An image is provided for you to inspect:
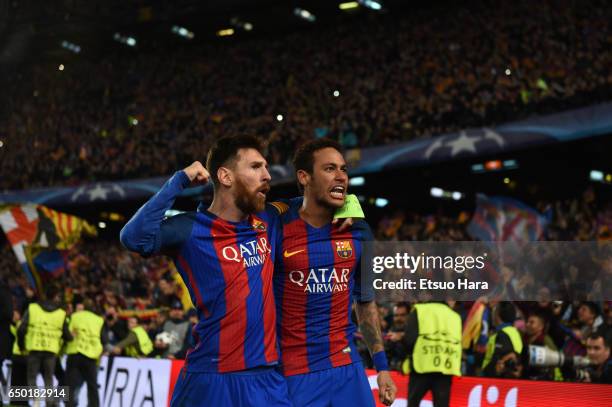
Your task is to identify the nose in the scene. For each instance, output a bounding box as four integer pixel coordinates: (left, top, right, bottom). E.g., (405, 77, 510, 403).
(262, 166, 272, 183)
(335, 169, 348, 182)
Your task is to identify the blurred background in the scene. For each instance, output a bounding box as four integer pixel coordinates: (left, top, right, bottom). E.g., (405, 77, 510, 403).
(1, 0, 611, 403)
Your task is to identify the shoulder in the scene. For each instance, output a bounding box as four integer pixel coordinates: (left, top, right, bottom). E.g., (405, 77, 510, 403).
(495, 330, 516, 348)
(263, 200, 302, 225)
(351, 219, 374, 240)
(162, 211, 198, 229)
(159, 211, 200, 252)
(267, 201, 291, 216)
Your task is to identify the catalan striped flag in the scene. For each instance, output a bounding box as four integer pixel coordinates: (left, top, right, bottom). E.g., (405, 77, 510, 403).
(0, 204, 96, 293)
(462, 300, 490, 351)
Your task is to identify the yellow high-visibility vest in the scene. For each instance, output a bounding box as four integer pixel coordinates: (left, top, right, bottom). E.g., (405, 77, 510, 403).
(412, 303, 462, 376)
(482, 325, 523, 370)
(24, 303, 66, 355)
(125, 326, 153, 357)
(66, 310, 104, 360)
(10, 323, 22, 356)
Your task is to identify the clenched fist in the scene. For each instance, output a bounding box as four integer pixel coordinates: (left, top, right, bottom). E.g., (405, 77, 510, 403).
(183, 161, 210, 187)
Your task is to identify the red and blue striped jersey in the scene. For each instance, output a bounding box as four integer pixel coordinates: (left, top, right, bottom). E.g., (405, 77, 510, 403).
(273, 206, 374, 376)
(121, 171, 284, 373)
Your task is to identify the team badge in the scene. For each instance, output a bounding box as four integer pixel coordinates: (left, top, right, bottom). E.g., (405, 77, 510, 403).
(251, 219, 266, 232)
(335, 240, 353, 258)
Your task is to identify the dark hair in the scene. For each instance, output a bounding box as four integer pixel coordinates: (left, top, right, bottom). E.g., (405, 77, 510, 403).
(292, 139, 343, 192)
(45, 285, 61, 302)
(206, 135, 264, 189)
(528, 310, 549, 332)
(580, 301, 601, 316)
(82, 298, 99, 313)
(394, 302, 411, 313)
(588, 329, 612, 349)
(497, 302, 516, 324)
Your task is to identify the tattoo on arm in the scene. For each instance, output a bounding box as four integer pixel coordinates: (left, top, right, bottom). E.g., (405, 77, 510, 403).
(356, 301, 384, 354)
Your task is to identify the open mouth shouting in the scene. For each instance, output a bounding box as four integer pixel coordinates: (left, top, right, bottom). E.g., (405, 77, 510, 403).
(330, 185, 346, 200)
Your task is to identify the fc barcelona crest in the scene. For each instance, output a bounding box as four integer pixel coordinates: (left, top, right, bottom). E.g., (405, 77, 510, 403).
(335, 240, 353, 258)
(251, 219, 266, 232)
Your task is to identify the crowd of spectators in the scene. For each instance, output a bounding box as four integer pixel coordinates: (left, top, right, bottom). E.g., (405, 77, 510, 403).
(1, 0, 611, 190)
(1, 187, 611, 383)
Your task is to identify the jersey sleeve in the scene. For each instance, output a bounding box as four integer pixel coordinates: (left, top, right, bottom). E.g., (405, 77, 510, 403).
(158, 212, 198, 257)
(265, 197, 303, 219)
(120, 171, 192, 257)
(353, 220, 376, 303)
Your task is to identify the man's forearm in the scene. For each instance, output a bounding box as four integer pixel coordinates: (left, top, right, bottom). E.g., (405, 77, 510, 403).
(356, 301, 384, 354)
(115, 331, 138, 350)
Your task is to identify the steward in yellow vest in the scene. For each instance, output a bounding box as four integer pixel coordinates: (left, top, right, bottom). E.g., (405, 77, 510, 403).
(17, 286, 72, 406)
(112, 317, 153, 357)
(402, 302, 462, 407)
(65, 299, 107, 407)
(9, 314, 29, 403)
(66, 309, 105, 360)
(20, 302, 68, 355)
(482, 302, 523, 378)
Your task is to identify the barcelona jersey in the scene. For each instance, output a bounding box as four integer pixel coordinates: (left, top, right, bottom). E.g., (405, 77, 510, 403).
(120, 171, 282, 373)
(273, 206, 374, 376)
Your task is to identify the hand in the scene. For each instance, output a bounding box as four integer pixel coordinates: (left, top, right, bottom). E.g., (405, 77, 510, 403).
(332, 217, 354, 232)
(377, 371, 397, 406)
(111, 346, 122, 355)
(183, 161, 210, 187)
(581, 370, 591, 383)
(388, 332, 404, 342)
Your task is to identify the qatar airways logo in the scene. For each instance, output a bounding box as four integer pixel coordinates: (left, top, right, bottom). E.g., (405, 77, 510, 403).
(288, 268, 350, 293)
(222, 237, 271, 268)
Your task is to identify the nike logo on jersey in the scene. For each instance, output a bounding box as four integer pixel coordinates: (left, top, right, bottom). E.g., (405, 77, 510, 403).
(284, 249, 305, 258)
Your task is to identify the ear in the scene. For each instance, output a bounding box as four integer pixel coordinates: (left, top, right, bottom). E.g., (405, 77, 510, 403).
(296, 169, 310, 190)
(217, 167, 233, 187)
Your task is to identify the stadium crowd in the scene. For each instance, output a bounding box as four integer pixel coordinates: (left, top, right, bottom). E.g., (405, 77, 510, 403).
(1, 0, 611, 190)
(1, 188, 611, 383)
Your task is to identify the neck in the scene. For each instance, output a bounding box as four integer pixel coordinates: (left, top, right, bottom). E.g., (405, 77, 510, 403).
(208, 192, 248, 222)
(528, 332, 542, 343)
(299, 194, 334, 228)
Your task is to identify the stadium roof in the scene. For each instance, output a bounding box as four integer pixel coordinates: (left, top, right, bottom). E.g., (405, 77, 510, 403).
(0, 0, 443, 66)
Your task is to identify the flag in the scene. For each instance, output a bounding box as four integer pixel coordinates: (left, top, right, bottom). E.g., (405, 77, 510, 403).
(0, 204, 41, 288)
(0, 204, 96, 293)
(462, 300, 486, 350)
(170, 263, 194, 310)
(467, 194, 550, 243)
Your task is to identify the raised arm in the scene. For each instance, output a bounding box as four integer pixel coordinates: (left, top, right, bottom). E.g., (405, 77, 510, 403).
(120, 162, 209, 256)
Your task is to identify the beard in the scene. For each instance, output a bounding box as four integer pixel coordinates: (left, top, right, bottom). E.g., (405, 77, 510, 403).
(234, 177, 267, 214)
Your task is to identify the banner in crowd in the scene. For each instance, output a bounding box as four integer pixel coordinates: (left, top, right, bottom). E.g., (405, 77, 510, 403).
(0, 204, 96, 292)
(467, 195, 551, 242)
(6, 357, 608, 406)
(1, 103, 611, 206)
